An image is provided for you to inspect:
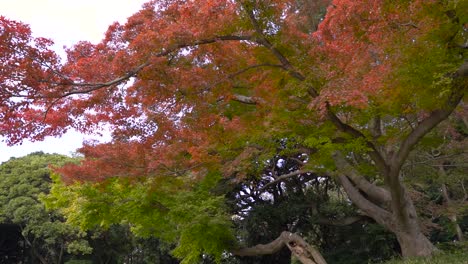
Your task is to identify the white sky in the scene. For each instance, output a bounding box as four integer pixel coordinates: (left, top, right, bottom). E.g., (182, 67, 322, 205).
(0, 0, 149, 162)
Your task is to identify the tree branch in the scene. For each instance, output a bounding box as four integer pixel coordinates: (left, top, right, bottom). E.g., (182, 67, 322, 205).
(371, 116, 382, 139)
(232, 231, 327, 264)
(391, 102, 464, 174)
(391, 60, 466, 172)
(40, 35, 256, 119)
(243, 5, 390, 175)
(337, 173, 393, 227)
(237, 170, 317, 200)
(243, 5, 306, 81)
(231, 94, 266, 105)
(333, 151, 391, 205)
(326, 104, 389, 175)
(49, 35, 255, 98)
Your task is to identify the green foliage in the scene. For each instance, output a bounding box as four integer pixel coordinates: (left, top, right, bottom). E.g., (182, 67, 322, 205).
(45, 170, 234, 263)
(169, 175, 235, 264)
(0, 152, 91, 262)
(387, 2, 465, 112)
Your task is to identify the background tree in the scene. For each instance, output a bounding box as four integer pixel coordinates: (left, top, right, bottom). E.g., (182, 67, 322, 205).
(0, 152, 91, 264)
(0, 152, 181, 264)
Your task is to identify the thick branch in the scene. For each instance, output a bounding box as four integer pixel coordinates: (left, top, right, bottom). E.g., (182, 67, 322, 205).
(337, 174, 393, 227)
(326, 104, 389, 175)
(333, 151, 391, 205)
(232, 231, 327, 264)
(391, 108, 462, 173)
(371, 116, 382, 139)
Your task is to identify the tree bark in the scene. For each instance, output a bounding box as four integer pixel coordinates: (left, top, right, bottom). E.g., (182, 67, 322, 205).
(441, 181, 464, 242)
(333, 151, 438, 258)
(232, 231, 327, 264)
(395, 230, 436, 257)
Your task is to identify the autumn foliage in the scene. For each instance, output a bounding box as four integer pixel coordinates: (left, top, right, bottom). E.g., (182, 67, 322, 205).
(1, 0, 467, 262)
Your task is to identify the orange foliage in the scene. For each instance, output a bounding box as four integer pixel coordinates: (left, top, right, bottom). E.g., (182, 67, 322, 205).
(1, 0, 464, 183)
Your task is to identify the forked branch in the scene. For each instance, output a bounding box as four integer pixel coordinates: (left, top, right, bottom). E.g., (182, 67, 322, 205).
(333, 151, 391, 205)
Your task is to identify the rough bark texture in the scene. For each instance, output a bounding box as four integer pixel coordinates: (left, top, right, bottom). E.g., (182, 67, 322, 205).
(232, 231, 327, 264)
(395, 231, 436, 257)
(333, 152, 438, 257)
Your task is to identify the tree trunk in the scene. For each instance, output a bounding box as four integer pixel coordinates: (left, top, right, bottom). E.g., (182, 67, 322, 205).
(232, 231, 327, 264)
(441, 182, 465, 242)
(395, 230, 436, 257)
(450, 214, 465, 242)
(334, 152, 437, 258)
(57, 242, 64, 264)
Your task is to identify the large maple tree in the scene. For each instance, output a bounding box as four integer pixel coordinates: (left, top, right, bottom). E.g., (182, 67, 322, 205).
(1, 0, 467, 263)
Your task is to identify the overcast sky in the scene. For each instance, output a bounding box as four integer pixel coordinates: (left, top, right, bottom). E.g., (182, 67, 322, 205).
(0, 0, 149, 162)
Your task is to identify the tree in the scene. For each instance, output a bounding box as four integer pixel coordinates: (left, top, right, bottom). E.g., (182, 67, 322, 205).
(82, 224, 180, 264)
(1, 0, 467, 262)
(0, 152, 91, 264)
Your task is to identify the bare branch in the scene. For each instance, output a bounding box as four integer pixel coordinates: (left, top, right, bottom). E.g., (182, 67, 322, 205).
(337, 173, 393, 227)
(261, 170, 315, 191)
(333, 151, 391, 205)
(232, 231, 327, 264)
(236, 170, 318, 200)
(231, 94, 266, 105)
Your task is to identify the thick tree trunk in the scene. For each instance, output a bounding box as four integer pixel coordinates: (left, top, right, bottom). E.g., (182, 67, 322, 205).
(395, 230, 436, 257)
(232, 231, 327, 264)
(388, 182, 437, 256)
(333, 152, 437, 258)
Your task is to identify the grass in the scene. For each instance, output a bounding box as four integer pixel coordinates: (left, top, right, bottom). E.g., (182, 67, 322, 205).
(383, 250, 468, 264)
